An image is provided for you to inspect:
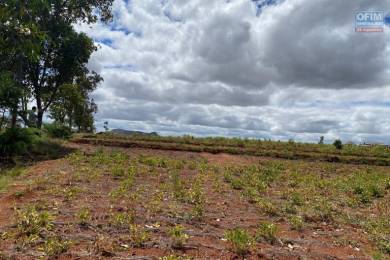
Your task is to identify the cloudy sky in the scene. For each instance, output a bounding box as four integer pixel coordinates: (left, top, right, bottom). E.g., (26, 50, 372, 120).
(77, 0, 390, 144)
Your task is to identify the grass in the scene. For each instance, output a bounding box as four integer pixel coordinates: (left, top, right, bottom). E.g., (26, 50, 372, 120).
(0, 167, 25, 192)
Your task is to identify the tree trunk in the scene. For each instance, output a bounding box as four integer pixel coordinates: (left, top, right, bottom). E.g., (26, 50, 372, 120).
(10, 109, 17, 128)
(37, 110, 43, 128)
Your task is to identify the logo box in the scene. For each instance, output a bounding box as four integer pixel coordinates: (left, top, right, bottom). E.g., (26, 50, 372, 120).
(355, 11, 384, 32)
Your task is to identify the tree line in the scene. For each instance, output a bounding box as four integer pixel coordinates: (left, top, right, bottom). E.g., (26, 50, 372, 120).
(0, 0, 114, 132)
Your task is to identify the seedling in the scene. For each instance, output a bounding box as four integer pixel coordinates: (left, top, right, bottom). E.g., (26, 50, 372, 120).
(16, 206, 53, 237)
(77, 207, 91, 226)
(224, 228, 253, 256)
(129, 224, 150, 247)
(256, 222, 278, 244)
(289, 215, 304, 231)
(40, 237, 71, 257)
(169, 225, 189, 249)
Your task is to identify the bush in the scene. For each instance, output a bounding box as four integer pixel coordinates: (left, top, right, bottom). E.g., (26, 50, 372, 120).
(333, 139, 343, 150)
(44, 123, 72, 139)
(0, 128, 37, 157)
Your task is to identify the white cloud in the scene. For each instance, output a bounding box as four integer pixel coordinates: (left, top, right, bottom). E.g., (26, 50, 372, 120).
(77, 0, 390, 143)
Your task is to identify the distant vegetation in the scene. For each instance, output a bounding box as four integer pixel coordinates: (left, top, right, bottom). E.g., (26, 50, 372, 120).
(74, 133, 390, 166)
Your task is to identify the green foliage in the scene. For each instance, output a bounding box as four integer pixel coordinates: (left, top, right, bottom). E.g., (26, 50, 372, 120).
(77, 208, 91, 226)
(16, 206, 53, 237)
(129, 224, 150, 248)
(44, 123, 72, 139)
(40, 237, 71, 257)
(224, 228, 253, 256)
(0, 128, 37, 156)
(333, 139, 343, 150)
(168, 225, 189, 249)
(289, 215, 304, 231)
(0, 167, 25, 191)
(256, 222, 278, 244)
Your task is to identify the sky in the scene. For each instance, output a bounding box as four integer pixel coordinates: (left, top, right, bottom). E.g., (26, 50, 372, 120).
(76, 0, 390, 144)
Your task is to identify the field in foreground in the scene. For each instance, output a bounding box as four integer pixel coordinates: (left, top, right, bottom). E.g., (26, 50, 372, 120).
(0, 141, 389, 259)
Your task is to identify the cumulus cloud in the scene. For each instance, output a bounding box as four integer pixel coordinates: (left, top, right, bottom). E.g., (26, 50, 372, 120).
(77, 0, 390, 143)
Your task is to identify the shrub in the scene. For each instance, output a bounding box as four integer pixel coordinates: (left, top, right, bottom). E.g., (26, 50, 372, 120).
(0, 128, 36, 157)
(333, 139, 343, 150)
(44, 123, 72, 139)
(224, 228, 253, 256)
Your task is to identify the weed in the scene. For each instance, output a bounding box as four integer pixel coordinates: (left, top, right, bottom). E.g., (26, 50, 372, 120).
(40, 237, 71, 257)
(77, 207, 91, 226)
(110, 211, 135, 227)
(16, 206, 53, 236)
(169, 225, 189, 249)
(289, 215, 304, 231)
(188, 176, 206, 220)
(129, 224, 150, 247)
(224, 228, 253, 256)
(170, 170, 186, 201)
(256, 222, 278, 244)
(257, 199, 279, 216)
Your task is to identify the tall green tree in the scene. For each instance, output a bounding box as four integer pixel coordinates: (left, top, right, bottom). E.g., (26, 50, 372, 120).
(0, 0, 113, 128)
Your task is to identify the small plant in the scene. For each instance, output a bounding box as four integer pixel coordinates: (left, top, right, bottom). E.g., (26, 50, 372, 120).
(224, 228, 253, 256)
(77, 207, 91, 226)
(168, 225, 189, 249)
(111, 164, 126, 178)
(170, 171, 186, 201)
(129, 224, 150, 247)
(289, 215, 304, 231)
(256, 222, 278, 244)
(189, 176, 206, 219)
(159, 255, 191, 260)
(110, 212, 135, 227)
(40, 237, 71, 257)
(16, 206, 53, 236)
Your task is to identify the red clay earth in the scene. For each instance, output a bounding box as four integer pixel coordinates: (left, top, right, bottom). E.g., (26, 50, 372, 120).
(0, 143, 387, 259)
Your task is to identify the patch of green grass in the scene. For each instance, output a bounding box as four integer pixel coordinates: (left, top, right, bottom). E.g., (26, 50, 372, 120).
(0, 167, 25, 192)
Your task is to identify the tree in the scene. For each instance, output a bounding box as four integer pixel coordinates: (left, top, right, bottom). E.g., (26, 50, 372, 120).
(1, 0, 114, 128)
(0, 72, 23, 128)
(318, 136, 324, 144)
(333, 139, 343, 150)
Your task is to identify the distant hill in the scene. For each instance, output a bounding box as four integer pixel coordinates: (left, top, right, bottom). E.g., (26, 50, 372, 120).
(109, 129, 159, 136)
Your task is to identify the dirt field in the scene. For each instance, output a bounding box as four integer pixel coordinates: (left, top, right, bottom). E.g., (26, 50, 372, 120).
(0, 143, 389, 259)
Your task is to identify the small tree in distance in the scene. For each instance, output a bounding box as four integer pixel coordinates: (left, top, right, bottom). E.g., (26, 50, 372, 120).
(318, 136, 324, 144)
(333, 139, 343, 150)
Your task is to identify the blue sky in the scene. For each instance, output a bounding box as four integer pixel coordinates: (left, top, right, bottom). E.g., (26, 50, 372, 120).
(77, 0, 390, 144)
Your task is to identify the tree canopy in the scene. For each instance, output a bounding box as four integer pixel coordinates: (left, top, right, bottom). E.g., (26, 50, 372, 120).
(0, 0, 113, 131)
